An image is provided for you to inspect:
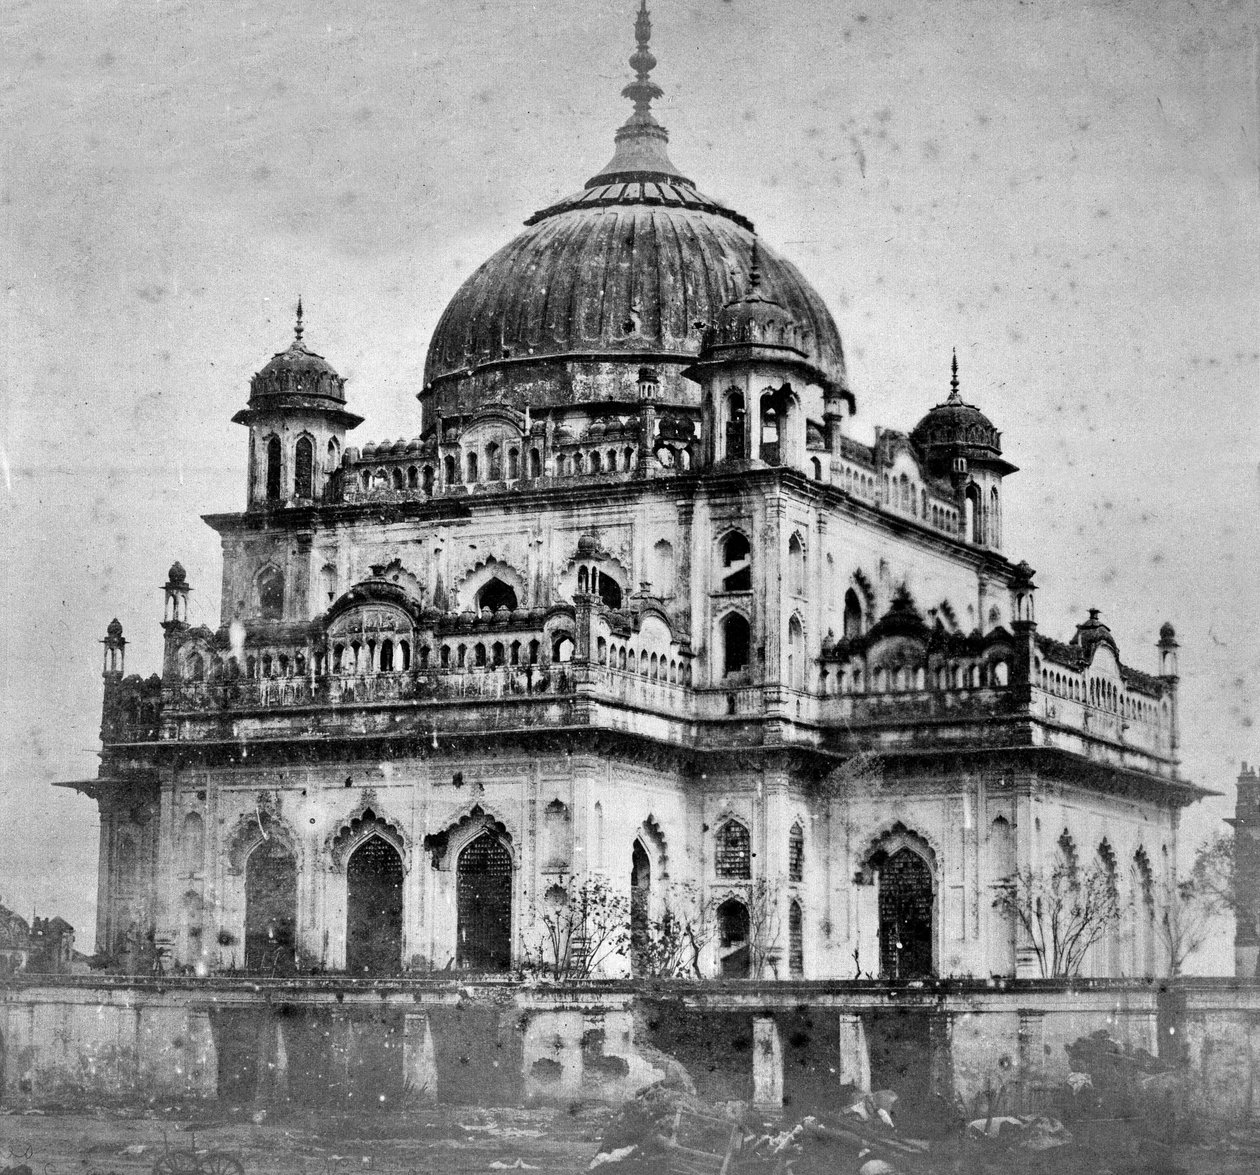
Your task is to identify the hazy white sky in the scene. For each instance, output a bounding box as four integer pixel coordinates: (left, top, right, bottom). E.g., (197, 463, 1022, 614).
(1, 0, 1256, 960)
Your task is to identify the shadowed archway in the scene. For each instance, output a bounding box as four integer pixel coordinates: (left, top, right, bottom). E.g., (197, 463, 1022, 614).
(245, 839, 296, 973)
(346, 836, 404, 974)
(456, 833, 512, 972)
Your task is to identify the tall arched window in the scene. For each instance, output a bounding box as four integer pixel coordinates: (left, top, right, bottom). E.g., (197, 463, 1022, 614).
(787, 615, 804, 689)
(258, 568, 284, 620)
(788, 534, 806, 596)
(528, 448, 542, 478)
(966, 483, 983, 544)
(326, 437, 341, 473)
(507, 448, 520, 479)
(721, 612, 751, 677)
(294, 436, 314, 499)
(789, 900, 804, 977)
(788, 822, 804, 882)
(265, 436, 282, 501)
(759, 394, 780, 464)
(843, 588, 863, 640)
(724, 391, 745, 459)
(721, 532, 752, 591)
(444, 454, 457, 485)
(466, 451, 479, 482)
(715, 819, 751, 879)
(486, 442, 501, 480)
(990, 486, 1001, 548)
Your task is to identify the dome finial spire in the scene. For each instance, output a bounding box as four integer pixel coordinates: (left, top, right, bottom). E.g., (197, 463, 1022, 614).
(294, 296, 304, 344)
(948, 347, 961, 403)
(749, 236, 762, 292)
(625, 0, 661, 120)
(586, 1, 688, 187)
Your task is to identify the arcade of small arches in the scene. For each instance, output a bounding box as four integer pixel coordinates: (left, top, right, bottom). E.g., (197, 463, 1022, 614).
(261, 432, 340, 504)
(1037, 661, 1164, 724)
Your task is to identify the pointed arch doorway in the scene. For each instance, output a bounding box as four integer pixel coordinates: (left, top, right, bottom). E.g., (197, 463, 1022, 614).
(456, 833, 512, 972)
(878, 848, 934, 979)
(346, 836, 404, 974)
(630, 840, 651, 975)
(245, 839, 297, 972)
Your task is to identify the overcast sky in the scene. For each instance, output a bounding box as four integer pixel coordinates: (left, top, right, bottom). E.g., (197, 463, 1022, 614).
(1, 0, 1256, 963)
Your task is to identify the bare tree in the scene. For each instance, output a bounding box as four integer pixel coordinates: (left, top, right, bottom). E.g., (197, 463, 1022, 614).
(994, 856, 1121, 978)
(521, 874, 629, 979)
(1159, 830, 1236, 976)
(637, 881, 713, 978)
(746, 878, 784, 979)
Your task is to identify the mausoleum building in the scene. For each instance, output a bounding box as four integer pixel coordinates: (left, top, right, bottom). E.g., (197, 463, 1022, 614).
(65, 4, 1201, 982)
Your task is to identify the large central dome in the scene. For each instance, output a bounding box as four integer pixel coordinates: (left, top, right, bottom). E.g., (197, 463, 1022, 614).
(421, 3, 847, 423)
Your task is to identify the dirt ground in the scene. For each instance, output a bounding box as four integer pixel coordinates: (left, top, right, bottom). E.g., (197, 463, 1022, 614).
(2, 1105, 1260, 1175)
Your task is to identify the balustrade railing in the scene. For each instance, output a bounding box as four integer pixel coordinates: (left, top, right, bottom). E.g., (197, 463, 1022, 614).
(166, 664, 576, 713)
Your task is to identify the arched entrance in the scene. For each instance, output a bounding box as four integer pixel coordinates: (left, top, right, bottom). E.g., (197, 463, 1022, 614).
(346, 836, 404, 974)
(245, 839, 296, 972)
(630, 840, 651, 975)
(716, 898, 750, 978)
(456, 834, 512, 972)
(878, 848, 934, 978)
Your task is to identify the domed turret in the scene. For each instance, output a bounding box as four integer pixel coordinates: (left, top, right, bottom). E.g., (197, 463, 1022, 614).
(910, 352, 1016, 551)
(232, 301, 363, 509)
(686, 247, 853, 472)
(1071, 608, 1118, 657)
(421, 3, 847, 428)
(910, 352, 1012, 474)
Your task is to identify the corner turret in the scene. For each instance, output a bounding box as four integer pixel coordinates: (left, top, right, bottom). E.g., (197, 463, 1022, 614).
(910, 352, 1016, 550)
(232, 301, 363, 509)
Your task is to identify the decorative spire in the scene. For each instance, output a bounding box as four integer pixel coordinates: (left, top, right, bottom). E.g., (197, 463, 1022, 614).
(623, 0, 662, 120)
(948, 347, 961, 403)
(749, 237, 762, 292)
(294, 296, 304, 344)
(587, 1, 688, 187)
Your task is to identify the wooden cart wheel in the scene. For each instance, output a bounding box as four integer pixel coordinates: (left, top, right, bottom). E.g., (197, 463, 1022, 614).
(154, 1151, 200, 1175)
(198, 1153, 245, 1175)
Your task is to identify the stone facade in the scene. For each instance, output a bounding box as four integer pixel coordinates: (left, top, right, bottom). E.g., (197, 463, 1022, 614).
(63, 4, 1201, 983)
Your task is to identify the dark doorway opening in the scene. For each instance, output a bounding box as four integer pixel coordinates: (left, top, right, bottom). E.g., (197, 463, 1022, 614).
(346, 836, 404, 974)
(878, 848, 934, 978)
(245, 840, 296, 972)
(716, 898, 750, 978)
(630, 840, 650, 975)
(477, 577, 518, 614)
(597, 572, 622, 610)
(457, 834, 512, 972)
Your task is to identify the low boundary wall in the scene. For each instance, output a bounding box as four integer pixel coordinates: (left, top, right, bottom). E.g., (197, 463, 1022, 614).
(0, 977, 1255, 1119)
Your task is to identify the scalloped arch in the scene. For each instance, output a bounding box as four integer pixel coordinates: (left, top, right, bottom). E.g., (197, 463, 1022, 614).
(226, 811, 300, 875)
(638, 813, 669, 880)
(326, 798, 411, 872)
(456, 556, 528, 612)
(859, 820, 940, 876)
(423, 802, 517, 869)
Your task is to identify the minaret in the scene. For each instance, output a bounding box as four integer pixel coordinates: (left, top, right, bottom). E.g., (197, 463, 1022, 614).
(1158, 621, 1180, 755)
(232, 301, 363, 509)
